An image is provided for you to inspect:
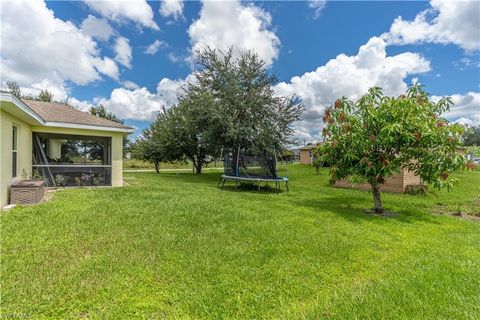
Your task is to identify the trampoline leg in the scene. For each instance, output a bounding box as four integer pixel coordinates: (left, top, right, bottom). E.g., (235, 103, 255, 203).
(286, 181, 289, 192)
(217, 177, 222, 188)
(234, 179, 239, 191)
(258, 181, 261, 193)
(221, 178, 226, 189)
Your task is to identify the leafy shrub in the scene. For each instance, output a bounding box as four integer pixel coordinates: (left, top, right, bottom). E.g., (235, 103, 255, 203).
(405, 184, 428, 196)
(54, 174, 69, 187)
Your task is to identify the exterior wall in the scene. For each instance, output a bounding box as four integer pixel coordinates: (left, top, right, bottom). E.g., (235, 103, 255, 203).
(31, 126, 124, 187)
(0, 109, 33, 207)
(299, 150, 312, 165)
(334, 168, 421, 193)
(402, 168, 421, 188)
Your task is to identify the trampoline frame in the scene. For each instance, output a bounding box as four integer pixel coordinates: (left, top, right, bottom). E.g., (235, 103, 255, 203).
(218, 174, 289, 192)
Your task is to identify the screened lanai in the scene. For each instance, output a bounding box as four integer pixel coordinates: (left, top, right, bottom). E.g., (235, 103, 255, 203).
(32, 132, 112, 187)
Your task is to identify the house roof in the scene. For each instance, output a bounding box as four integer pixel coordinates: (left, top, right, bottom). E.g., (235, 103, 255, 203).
(299, 143, 322, 151)
(21, 99, 133, 131)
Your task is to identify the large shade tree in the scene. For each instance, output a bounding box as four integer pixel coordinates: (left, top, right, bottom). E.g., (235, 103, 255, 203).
(193, 47, 303, 152)
(317, 85, 470, 215)
(169, 89, 222, 174)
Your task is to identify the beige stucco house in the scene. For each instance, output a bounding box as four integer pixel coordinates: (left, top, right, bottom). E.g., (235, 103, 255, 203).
(0, 92, 133, 208)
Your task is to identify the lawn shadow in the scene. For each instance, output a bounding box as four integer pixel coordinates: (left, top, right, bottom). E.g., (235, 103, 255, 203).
(294, 195, 442, 225)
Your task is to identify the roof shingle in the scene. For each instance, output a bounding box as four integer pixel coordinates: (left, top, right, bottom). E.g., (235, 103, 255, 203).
(21, 99, 132, 130)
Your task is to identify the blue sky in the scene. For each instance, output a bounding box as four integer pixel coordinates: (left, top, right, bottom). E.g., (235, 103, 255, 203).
(1, 0, 479, 139)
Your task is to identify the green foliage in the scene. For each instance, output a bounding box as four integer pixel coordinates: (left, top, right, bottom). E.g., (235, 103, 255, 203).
(89, 104, 124, 124)
(193, 47, 303, 152)
(131, 110, 183, 173)
(38, 89, 54, 102)
(404, 184, 428, 196)
(463, 126, 480, 146)
(318, 85, 468, 213)
(54, 174, 69, 187)
(133, 47, 303, 174)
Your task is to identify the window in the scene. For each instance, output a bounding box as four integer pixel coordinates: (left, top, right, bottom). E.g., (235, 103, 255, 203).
(12, 126, 18, 178)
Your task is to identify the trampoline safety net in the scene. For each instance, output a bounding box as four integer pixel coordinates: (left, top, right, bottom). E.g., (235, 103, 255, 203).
(224, 150, 279, 179)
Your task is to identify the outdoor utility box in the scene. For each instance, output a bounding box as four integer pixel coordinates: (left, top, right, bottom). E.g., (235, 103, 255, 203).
(10, 180, 45, 205)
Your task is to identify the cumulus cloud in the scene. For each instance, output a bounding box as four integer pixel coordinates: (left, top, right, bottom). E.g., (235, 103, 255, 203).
(188, 0, 280, 66)
(435, 92, 480, 126)
(308, 0, 326, 19)
(159, 0, 184, 20)
(275, 37, 431, 140)
(94, 75, 194, 120)
(80, 15, 114, 41)
(382, 0, 480, 51)
(121, 80, 140, 90)
(0, 0, 119, 100)
(94, 57, 120, 80)
(84, 0, 159, 30)
(145, 39, 167, 55)
(114, 36, 132, 68)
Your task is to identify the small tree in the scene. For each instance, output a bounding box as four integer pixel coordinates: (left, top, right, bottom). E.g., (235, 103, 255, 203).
(38, 89, 54, 102)
(318, 85, 468, 215)
(132, 110, 182, 173)
(6, 81, 21, 98)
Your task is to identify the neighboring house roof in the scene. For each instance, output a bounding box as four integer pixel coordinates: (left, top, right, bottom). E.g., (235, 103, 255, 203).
(22, 99, 131, 130)
(299, 143, 322, 151)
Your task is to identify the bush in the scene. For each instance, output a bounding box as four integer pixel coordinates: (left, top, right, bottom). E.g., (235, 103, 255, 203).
(54, 174, 69, 187)
(405, 184, 428, 196)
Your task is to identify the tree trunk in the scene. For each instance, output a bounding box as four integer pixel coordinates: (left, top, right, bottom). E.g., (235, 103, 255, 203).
(371, 183, 384, 214)
(154, 161, 160, 173)
(195, 162, 202, 174)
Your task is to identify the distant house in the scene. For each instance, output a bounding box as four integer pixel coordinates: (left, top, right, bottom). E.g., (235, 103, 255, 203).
(0, 92, 134, 207)
(299, 144, 321, 165)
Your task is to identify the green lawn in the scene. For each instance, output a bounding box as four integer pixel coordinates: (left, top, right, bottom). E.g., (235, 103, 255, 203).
(1, 165, 479, 319)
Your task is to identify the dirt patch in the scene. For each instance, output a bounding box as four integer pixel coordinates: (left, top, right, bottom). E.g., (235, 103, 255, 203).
(38, 189, 56, 204)
(432, 205, 480, 222)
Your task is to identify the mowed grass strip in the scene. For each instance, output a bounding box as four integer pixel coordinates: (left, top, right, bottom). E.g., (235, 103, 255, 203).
(1, 165, 479, 319)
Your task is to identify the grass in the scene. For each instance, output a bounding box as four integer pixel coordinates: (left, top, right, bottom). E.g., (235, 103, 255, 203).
(1, 165, 479, 319)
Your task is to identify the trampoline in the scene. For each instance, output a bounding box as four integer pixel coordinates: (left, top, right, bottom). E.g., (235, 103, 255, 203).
(218, 147, 289, 192)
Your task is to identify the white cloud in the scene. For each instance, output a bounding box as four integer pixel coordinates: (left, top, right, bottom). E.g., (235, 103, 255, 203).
(275, 37, 431, 140)
(159, 0, 184, 20)
(70, 97, 94, 113)
(80, 15, 114, 41)
(308, 0, 326, 19)
(20, 79, 70, 102)
(94, 75, 193, 120)
(145, 40, 167, 55)
(188, 0, 280, 66)
(84, 0, 159, 30)
(94, 57, 120, 80)
(0, 0, 119, 100)
(436, 92, 480, 126)
(382, 0, 480, 51)
(121, 80, 140, 90)
(114, 36, 132, 68)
